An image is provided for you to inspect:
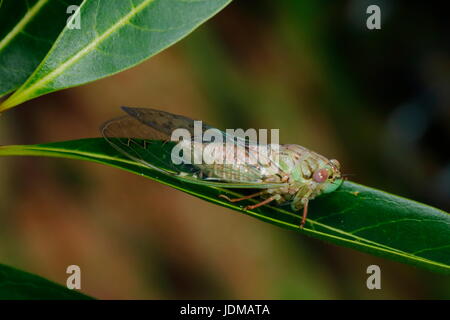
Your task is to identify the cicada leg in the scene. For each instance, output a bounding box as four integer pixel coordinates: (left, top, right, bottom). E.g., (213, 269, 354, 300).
(219, 191, 265, 203)
(300, 199, 309, 229)
(292, 188, 314, 229)
(243, 194, 281, 211)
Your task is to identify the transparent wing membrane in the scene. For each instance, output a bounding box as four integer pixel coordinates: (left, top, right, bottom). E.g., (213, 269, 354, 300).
(101, 107, 287, 189)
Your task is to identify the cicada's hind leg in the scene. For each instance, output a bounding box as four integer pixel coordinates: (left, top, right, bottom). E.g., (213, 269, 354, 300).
(219, 191, 265, 203)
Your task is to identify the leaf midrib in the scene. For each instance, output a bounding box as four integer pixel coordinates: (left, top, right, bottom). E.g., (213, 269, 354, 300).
(2, 0, 156, 108)
(0, 0, 49, 51)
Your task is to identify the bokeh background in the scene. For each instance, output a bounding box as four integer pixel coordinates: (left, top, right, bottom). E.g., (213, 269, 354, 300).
(0, 1, 449, 299)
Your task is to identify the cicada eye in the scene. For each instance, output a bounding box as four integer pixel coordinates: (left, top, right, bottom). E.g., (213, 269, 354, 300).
(313, 168, 329, 183)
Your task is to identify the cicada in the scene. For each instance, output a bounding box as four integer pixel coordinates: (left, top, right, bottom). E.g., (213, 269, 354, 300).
(101, 107, 343, 228)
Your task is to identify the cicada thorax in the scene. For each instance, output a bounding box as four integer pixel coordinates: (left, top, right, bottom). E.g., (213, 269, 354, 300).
(277, 144, 329, 181)
(263, 144, 333, 205)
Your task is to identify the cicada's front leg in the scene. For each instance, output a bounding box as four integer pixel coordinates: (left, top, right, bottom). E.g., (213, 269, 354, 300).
(300, 198, 310, 228)
(292, 187, 314, 229)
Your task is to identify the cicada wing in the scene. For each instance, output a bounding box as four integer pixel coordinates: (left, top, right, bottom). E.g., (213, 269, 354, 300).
(101, 108, 286, 189)
(101, 114, 188, 176)
(121, 106, 214, 139)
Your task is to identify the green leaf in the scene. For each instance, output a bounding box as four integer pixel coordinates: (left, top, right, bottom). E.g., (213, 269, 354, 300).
(0, 264, 92, 299)
(0, 0, 83, 98)
(0, 138, 449, 274)
(0, 0, 232, 111)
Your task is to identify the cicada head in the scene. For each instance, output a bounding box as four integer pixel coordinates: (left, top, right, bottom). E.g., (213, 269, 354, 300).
(312, 158, 343, 194)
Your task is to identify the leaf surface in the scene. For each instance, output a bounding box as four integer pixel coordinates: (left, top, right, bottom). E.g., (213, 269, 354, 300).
(0, 0, 83, 98)
(0, 0, 232, 110)
(0, 264, 92, 299)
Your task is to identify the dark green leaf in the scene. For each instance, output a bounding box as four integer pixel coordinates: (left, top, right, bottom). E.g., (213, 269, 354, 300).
(0, 138, 449, 273)
(0, 0, 83, 98)
(0, 0, 232, 110)
(0, 264, 92, 299)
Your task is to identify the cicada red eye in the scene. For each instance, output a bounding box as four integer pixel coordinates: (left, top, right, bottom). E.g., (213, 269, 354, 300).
(313, 168, 329, 183)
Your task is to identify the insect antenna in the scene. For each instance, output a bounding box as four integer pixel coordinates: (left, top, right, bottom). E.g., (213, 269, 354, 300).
(341, 173, 356, 180)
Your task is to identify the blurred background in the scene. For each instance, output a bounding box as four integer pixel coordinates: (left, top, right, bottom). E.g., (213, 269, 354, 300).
(0, 0, 449, 299)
